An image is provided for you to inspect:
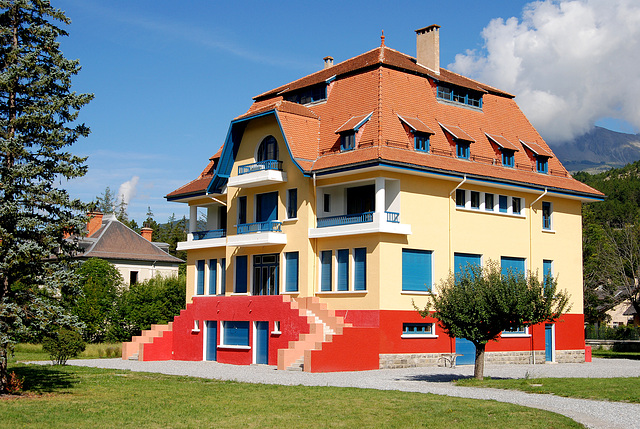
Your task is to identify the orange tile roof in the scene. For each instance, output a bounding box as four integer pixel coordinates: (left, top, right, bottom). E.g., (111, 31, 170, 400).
(168, 41, 602, 200)
(520, 140, 553, 158)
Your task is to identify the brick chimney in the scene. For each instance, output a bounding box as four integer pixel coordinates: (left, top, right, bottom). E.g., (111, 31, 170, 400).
(323, 56, 334, 69)
(86, 211, 103, 237)
(141, 227, 153, 242)
(415, 25, 440, 74)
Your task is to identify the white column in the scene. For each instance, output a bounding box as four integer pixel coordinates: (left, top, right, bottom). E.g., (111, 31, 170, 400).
(375, 177, 385, 215)
(189, 205, 197, 233)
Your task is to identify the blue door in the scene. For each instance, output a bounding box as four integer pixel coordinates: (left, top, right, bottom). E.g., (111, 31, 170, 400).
(455, 338, 475, 365)
(257, 192, 278, 222)
(205, 321, 217, 361)
(255, 321, 269, 365)
(545, 324, 554, 362)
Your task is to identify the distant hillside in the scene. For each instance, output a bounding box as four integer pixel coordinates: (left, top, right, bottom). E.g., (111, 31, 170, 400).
(549, 126, 640, 173)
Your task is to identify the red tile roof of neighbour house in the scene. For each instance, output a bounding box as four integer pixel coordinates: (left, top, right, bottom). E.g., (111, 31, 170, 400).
(168, 38, 603, 200)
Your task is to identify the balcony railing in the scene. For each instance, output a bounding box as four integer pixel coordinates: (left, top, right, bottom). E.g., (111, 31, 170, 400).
(238, 160, 283, 175)
(193, 229, 226, 240)
(237, 221, 282, 235)
(386, 211, 400, 223)
(317, 212, 374, 228)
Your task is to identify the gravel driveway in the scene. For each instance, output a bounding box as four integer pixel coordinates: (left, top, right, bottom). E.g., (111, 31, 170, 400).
(65, 357, 640, 429)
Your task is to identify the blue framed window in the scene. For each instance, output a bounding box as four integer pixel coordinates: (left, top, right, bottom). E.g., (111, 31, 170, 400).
(283, 83, 327, 105)
(222, 321, 249, 346)
(436, 84, 483, 108)
(287, 188, 297, 219)
(502, 326, 527, 335)
(256, 135, 278, 162)
(354, 247, 366, 291)
(208, 259, 217, 295)
(485, 193, 494, 211)
(235, 255, 247, 293)
(402, 323, 434, 336)
(542, 202, 552, 230)
(501, 256, 525, 278)
(238, 196, 247, 225)
(456, 141, 470, 159)
(543, 259, 553, 282)
(537, 157, 548, 173)
(220, 258, 226, 295)
(337, 249, 349, 291)
(456, 189, 466, 207)
(499, 195, 508, 213)
(414, 133, 430, 152)
(454, 253, 482, 278)
(284, 252, 299, 293)
(470, 191, 480, 209)
(512, 197, 522, 215)
(196, 260, 205, 295)
(320, 250, 332, 292)
(502, 150, 515, 167)
(402, 249, 432, 292)
(341, 132, 355, 151)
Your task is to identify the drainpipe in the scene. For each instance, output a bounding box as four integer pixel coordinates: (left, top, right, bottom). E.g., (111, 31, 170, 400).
(449, 175, 467, 269)
(312, 173, 318, 296)
(528, 187, 547, 365)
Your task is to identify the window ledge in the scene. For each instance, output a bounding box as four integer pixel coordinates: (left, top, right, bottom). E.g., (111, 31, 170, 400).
(542, 229, 556, 234)
(316, 290, 368, 295)
(217, 345, 251, 350)
(501, 334, 531, 338)
(271, 330, 282, 335)
(401, 291, 433, 296)
(280, 291, 299, 295)
(401, 334, 438, 339)
(282, 218, 298, 224)
(191, 329, 201, 333)
(231, 292, 250, 296)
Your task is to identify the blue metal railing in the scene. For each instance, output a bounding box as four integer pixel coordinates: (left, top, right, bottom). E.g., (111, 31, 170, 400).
(317, 212, 374, 228)
(386, 211, 400, 223)
(237, 221, 282, 235)
(193, 229, 226, 240)
(238, 160, 283, 175)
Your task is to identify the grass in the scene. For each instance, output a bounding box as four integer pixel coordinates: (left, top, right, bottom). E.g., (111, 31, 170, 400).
(0, 364, 582, 429)
(10, 343, 122, 363)
(456, 376, 640, 403)
(591, 348, 640, 360)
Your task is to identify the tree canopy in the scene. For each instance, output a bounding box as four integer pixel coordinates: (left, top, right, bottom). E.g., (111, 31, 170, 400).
(416, 261, 570, 380)
(0, 1, 92, 393)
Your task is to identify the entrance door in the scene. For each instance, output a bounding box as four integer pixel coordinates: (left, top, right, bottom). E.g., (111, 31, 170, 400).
(545, 323, 554, 362)
(255, 321, 269, 365)
(205, 321, 217, 361)
(253, 254, 279, 295)
(455, 338, 475, 365)
(256, 192, 278, 222)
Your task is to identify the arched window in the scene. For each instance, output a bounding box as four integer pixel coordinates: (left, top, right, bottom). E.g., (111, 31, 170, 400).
(257, 136, 278, 161)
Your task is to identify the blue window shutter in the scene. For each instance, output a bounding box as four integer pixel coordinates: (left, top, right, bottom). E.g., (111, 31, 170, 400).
(454, 253, 482, 277)
(208, 259, 217, 295)
(402, 249, 432, 291)
(320, 250, 332, 291)
(501, 257, 525, 277)
(224, 321, 249, 346)
(337, 249, 349, 291)
(235, 255, 247, 293)
(499, 195, 508, 213)
(220, 258, 226, 295)
(285, 252, 299, 292)
(543, 259, 553, 279)
(196, 260, 205, 295)
(354, 248, 366, 291)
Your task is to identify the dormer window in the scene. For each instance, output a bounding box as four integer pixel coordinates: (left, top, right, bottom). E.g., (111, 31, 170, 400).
(415, 133, 430, 152)
(536, 158, 549, 174)
(502, 149, 515, 168)
(257, 136, 278, 161)
(397, 115, 434, 153)
(485, 134, 519, 169)
(440, 123, 474, 160)
(340, 132, 355, 151)
(437, 83, 483, 108)
(335, 113, 372, 153)
(283, 83, 327, 105)
(456, 142, 470, 159)
(520, 140, 553, 175)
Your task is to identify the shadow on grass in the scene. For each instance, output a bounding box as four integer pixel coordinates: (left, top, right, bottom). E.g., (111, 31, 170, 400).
(402, 373, 511, 382)
(10, 365, 79, 393)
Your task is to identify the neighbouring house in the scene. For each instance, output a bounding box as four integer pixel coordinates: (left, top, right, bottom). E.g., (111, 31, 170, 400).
(606, 301, 639, 327)
(77, 212, 183, 286)
(123, 25, 603, 370)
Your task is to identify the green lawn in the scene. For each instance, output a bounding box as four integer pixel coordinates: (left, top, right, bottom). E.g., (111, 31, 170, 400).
(591, 348, 640, 360)
(1, 364, 581, 429)
(456, 376, 640, 403)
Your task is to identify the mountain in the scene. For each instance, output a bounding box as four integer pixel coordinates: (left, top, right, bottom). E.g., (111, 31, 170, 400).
(549, 126, 640, 173)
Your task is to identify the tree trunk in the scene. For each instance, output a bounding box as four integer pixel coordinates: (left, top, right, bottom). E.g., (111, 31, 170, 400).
(474, 343, 486, 380)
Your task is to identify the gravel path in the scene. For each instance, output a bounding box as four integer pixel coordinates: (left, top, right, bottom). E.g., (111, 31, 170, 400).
(63, 358, 640, 429)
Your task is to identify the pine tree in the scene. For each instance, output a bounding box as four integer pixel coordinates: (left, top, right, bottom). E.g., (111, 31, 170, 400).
(94, 186, 117, 213)
(0, 1, 93, 392)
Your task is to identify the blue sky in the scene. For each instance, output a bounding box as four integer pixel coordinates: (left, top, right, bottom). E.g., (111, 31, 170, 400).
(56, 0, 640, 224)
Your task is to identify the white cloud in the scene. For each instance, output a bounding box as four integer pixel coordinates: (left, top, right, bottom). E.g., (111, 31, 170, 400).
(118, 176, 139, 206)
(450, 0, 640, 142)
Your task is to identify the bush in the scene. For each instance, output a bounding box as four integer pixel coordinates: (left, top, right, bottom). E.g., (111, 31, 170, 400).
(585, 324, 640, 340)
(42, 328, 86, 365)
(6, 372, 24, 394)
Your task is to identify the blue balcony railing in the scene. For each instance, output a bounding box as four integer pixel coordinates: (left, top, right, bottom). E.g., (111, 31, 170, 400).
(193, 229, 226, 240)
(237, 221, 282, 235)
(317, 212, 374, 228)
(238, 160, 283, 175)
(386, 211, 400, 223)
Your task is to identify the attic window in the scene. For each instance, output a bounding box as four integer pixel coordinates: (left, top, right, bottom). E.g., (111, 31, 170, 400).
(397, 115, 434, 153)
(335, 113, 372, 152)
(501, 149, 515, 168)
(520, 140, 552, 175)
(283, 83, 327, 105)
(340, 132, 355, 151)
(437, 84, 483, 108)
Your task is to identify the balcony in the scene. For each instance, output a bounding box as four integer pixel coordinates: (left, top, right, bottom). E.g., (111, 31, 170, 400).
(309, 211, 410, 238)
(227, 221, 287, 247)
(177, 229, 227, 251)
(228, 160, 287, 188)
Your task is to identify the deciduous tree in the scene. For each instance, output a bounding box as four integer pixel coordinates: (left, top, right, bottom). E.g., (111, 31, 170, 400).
(0, 1, 92, 393)
(415, 261, 570, 380)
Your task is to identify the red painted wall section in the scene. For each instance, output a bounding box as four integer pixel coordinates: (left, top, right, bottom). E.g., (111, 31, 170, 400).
(335, 309, 380, 327)
(377, 310, 453, 354)
(307, 327, 380, 372)
(143, 330, 173, 360)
